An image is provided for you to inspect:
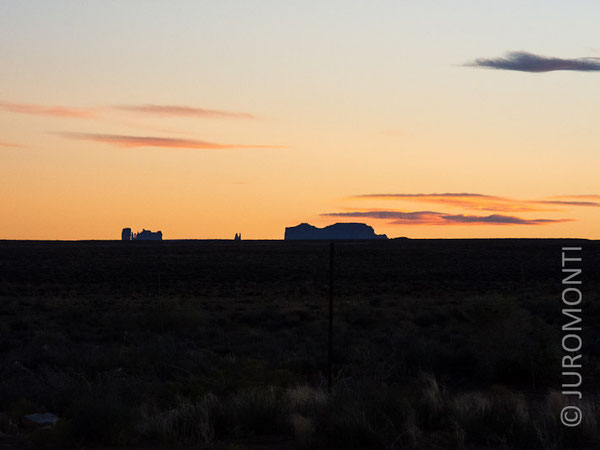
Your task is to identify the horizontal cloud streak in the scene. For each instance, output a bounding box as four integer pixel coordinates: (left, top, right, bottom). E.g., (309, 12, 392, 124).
(357, 193, 493, 198)
(0, 140, 24, 148)
(57, 132, 281, 149)
(351, 192, 600, 212)
(352, 193, 549, 212)
(537, 200, 600, 207)
(0, 101, 95, 118)
(323, 210, 443, 225)
(466, 51, 600, 72)
(322, 210, 570, 226)
(1, 101, 256, 121)
(114, 104, 255, 119)
(440, 214, 570, 225)
(554, 194, 600, 200)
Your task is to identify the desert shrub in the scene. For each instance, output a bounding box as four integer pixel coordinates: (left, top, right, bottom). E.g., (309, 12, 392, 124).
(226, 386, 289, 436)
(454, 295, 560, 385)
(290, 414, 315, 449)
(416, 373, 447, 429)
(138, 394, 217, 445)
(450, 387, 531, 446)
(287, 385, 327, 415)
(321, 401, 385, 449)
(536, 391, 600, 449)
(314, 383, 403, 450)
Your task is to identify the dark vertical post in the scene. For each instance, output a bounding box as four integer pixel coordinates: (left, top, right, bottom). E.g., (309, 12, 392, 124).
(157, 242, 162, 298)
(328, 241, 334, 393)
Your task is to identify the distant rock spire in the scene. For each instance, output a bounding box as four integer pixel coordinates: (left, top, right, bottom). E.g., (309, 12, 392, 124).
(121, 228, 132, 241)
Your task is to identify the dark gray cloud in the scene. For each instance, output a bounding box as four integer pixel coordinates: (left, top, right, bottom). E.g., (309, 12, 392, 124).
(466, 51, 600, 72)
(321, 211, 440, 220)
(536, 200, 600, 207)
(441, 214, 570, 225)
(321, 210, 571, 226)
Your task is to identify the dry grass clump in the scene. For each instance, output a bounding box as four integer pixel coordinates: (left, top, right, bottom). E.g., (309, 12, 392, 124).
(290, 414, 315, 449)
(138, 394, 217, 445)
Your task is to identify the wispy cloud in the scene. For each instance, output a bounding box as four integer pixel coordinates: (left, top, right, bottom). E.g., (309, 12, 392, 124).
(356, 193, 497, 199)
(440, 214, 570, 225)
(0, 140, 24, 148)
(56, 132, 281, 150)
(537, 200, 600, 207)
(113, 104, 255, 119)
(553, 194, 600, 200)
(322, 210, 571, 226)
(1, 100, 256, 122)
(352, 193, 550, 212)
(0, 101, 96, 118)
(322, 210, 443, 225)
(355, 193, 510, 201)
(351, 192, 600, 212)
(465, 51, 600, 72)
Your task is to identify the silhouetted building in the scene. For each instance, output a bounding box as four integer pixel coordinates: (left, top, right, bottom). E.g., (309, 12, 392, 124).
(234, 233, 242, 241)
(284, 223, 387, 240)
(121, 228, 132, 241)
(121, 227, 162, 241)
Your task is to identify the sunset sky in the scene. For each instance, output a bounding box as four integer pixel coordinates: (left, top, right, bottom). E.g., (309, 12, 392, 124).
(2, 1, 600, 239)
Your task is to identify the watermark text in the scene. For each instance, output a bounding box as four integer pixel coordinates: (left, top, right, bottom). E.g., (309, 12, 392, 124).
(561, 246, 583, 427)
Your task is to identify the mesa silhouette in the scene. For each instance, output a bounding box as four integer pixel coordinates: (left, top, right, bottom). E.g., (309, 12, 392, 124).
(121, 227, 162, 241)
(284, 222, 387, 240)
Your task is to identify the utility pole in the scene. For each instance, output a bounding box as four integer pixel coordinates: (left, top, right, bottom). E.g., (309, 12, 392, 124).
(328, 241, 334, 393)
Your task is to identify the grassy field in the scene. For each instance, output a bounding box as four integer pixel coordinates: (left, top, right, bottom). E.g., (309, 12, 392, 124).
(0, 239, 599, 449)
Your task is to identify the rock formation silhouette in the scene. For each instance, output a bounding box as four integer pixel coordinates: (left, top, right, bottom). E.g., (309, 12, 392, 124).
(121, 228, 132, 241)
(284, 223, 387, 240)
(121, 228, 162, 241)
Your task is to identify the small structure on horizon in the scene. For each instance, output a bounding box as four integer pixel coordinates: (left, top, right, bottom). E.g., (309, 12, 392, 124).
(122, 228, 163, 241)
(284, 222, 387, 240)
(234, 233, 242, 241)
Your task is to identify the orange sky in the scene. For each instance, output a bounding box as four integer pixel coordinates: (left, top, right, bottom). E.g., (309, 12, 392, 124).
(1, 1, 599, 239)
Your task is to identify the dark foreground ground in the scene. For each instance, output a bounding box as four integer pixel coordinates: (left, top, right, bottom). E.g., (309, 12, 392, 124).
(0, 239, 599, 449)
